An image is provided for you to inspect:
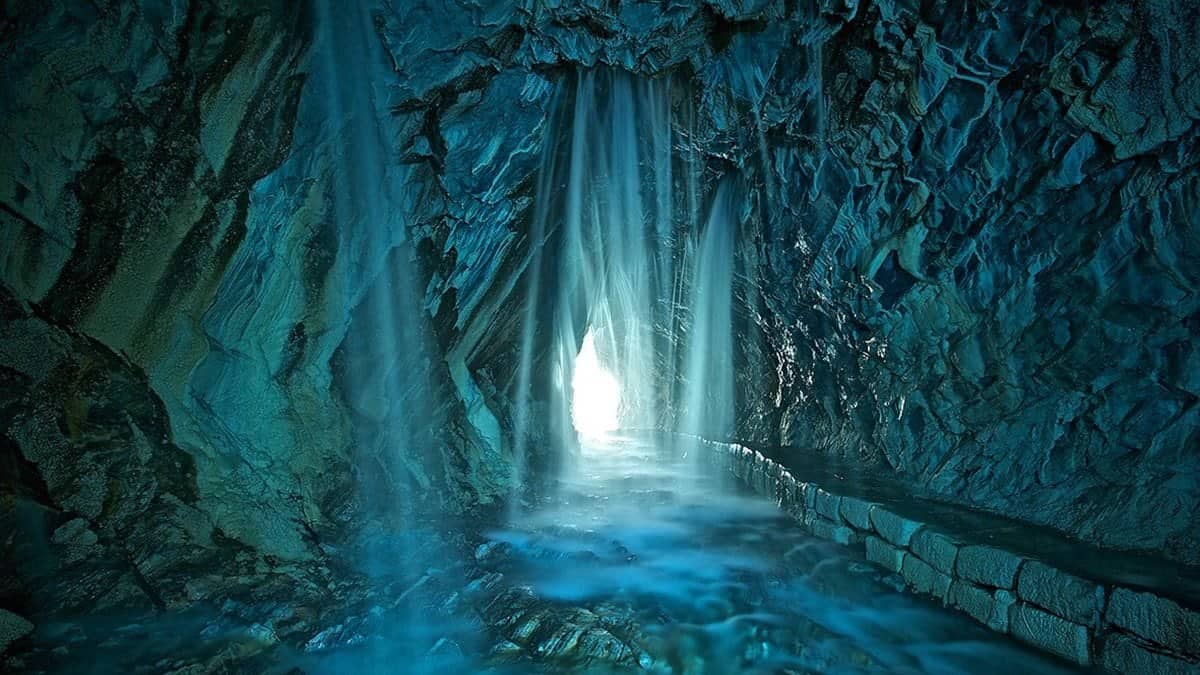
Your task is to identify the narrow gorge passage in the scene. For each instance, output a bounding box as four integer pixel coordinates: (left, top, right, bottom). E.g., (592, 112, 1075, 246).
(2, 2, 1198, 674)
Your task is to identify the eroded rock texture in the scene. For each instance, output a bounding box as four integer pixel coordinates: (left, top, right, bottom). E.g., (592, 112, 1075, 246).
(1, 0, 1197, 654)
(2, 1, 333, 624)
(746, 0, 1200, 565)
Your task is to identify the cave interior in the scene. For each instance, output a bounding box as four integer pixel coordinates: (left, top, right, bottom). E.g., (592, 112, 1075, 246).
(1, 1, 1199, 673)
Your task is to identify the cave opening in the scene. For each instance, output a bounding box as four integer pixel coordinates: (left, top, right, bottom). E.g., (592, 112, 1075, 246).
(569, 328, 620, 439)
(513, 66, 743, 470)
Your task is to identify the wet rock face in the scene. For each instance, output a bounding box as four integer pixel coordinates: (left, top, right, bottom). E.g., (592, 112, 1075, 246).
(0, 0, 1197, 633)
(0, 0, 729, 620)
(748, 0, 1200, 565)
(1, 0, 326, 573)
(0, 290, 312, 621)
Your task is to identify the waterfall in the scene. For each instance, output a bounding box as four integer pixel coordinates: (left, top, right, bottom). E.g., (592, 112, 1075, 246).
(312, 0, 434, 511)
(678, 180, 738, 442)
(549, 69, 676, 441)
(309, 0, 441, 670)
(509, 82, 565, 514)
(513, 69, 679, 457)
(511, 66, 739, 491)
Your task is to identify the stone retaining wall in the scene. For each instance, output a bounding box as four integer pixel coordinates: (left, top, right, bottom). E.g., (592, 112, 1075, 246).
(699, 440, 1200, 673)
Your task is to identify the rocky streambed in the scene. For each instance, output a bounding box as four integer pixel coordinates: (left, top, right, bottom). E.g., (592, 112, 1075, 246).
(13, 434, 1080, 673)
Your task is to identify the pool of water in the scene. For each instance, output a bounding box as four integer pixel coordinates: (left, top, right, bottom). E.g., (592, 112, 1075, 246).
(16, 434, 1083, 674)
(479, 433, 1081, 674)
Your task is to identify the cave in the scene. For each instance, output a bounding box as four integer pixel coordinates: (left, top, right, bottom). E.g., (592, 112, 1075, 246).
(1, 1, 1198, 673)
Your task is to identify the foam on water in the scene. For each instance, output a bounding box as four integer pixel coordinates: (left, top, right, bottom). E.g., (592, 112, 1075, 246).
(485, 434, 1080, 674)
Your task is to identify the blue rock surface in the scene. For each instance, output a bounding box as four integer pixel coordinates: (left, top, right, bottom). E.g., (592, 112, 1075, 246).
(0, 0, 1197, 669)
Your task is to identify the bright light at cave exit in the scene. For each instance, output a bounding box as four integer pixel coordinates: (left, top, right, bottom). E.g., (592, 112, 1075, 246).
(571, 330, 620, 437)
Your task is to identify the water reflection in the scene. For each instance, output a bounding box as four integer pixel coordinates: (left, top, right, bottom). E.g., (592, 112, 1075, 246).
(21, 435, 1082, 673)
(486, 434, 1079, 674)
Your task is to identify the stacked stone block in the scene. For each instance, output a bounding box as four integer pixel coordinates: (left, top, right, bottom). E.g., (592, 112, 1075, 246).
(697, 439, 1200, 673)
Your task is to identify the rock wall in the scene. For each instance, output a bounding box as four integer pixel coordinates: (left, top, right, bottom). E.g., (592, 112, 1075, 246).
(745, 0, 1200, 565)
(2, 1, 334, 617)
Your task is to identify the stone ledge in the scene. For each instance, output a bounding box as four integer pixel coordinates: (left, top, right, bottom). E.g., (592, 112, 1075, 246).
(1011, 602, 1091, 665)
(948, 579, 1013, 633)
(839, 496, 874, 530)
(910, 528, 959, 576)
(902, 553, 953, 601)
(1100, 632, 1200, 675)
(813, 489, 843, 523)
(1106, 588, 1200, 657)
(810, 518, 859, 545)
(957, 544, 1023, 589)
(1017, 560, 1100, 627)
(865, 536, 905, 573)
(869, 506, 921, 547)
(697, 438, 1200, 673)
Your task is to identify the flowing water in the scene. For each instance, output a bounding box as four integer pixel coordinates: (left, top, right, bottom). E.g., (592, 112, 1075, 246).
(511, 68, 693, 463)
(22, 434, 1083, 674)
(471, 66, 1082, 673)
(484, 434, 1080, 674)
(676, 181, 737, 441)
